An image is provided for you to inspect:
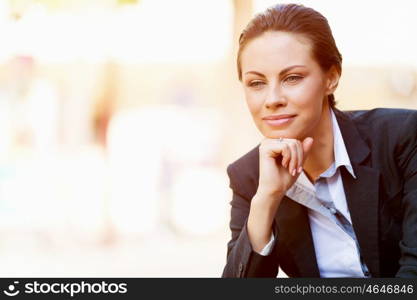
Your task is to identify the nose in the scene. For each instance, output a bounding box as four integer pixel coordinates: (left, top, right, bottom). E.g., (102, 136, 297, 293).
(264, 84, 287, 109)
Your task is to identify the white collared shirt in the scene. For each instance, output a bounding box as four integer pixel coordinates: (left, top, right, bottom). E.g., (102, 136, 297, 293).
(259, 107, 368, 277)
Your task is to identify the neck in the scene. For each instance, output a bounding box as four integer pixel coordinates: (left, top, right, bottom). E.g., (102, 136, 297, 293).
(303, 104, 334, 183)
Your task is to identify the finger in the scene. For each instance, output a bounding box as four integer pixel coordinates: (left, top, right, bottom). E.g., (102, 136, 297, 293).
(287, 141, 298, 176)
(268, 140, 288, 167)
(295, 140, 303, 173)
(280, 143, 290, 168)
(302, 137, 314, 161)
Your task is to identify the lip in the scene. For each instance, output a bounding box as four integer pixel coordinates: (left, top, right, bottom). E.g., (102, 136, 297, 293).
(262, 114, 296, 126)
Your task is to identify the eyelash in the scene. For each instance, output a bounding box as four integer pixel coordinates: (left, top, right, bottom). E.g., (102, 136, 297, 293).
(247, 75, 303, 88)
(248, 80, 265, 87)
(285, 75, 303, 83)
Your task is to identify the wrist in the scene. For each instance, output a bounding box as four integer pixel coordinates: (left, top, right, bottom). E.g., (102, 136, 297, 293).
(254, 189, 285, 204)
(250, 192, 282, 218)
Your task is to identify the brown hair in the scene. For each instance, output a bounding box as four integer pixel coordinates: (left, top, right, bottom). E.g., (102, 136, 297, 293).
(237, 3, 342, 108)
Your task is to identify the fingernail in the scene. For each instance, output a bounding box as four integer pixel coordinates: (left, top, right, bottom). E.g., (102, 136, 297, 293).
(292, 169, 296, 176)
(298, 166, 302, 173)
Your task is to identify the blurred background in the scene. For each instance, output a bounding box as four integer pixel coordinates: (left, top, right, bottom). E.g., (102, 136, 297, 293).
(0, 0, 416, 277)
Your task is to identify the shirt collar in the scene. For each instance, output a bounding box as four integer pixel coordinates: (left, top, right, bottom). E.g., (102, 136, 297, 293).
(324, 107, 356, 179)
(289, 107, 356, 192)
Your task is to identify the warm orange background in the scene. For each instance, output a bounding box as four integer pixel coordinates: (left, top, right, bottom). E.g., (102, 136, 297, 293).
(0, 0, 416, 277)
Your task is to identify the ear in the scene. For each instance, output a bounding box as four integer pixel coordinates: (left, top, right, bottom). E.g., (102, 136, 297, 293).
(325, 65, 340, 95)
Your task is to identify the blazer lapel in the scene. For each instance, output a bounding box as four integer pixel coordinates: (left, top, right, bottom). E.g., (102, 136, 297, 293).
(334, 108, 381, 277)
(254, 107, 380, 277)
(275, 196, 321, 277)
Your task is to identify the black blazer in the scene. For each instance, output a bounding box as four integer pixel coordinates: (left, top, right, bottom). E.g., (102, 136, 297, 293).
(221, 107, 417, 278)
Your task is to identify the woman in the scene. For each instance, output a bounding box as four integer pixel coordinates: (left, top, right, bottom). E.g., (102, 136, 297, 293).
(221, 3, 417, 278)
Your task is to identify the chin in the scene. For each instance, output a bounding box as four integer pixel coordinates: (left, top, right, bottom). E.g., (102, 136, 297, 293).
(263, 130, 291, 139)
(267, 128, 303, 140)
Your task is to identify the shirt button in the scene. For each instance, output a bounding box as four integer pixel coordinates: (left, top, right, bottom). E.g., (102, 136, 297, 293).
(329, 207, 337, 214)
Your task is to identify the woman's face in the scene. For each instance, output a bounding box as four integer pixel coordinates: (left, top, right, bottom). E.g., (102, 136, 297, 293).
(240, 31, 338, 140)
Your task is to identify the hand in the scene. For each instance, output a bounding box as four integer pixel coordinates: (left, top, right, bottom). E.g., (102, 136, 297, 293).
(256, 136, 314, 201)
(247, 136, 314, 253)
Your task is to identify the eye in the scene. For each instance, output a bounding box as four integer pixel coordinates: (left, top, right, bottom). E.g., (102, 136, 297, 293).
(247, 80, 265, 88)
(284, 75, 303, 84)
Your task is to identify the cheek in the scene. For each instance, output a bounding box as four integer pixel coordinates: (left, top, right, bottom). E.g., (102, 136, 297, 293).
(244, 89, 264, 115)
(287, 77, 325, 109)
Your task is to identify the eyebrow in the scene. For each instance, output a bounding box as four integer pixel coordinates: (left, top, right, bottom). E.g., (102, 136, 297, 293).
(244, 65, 306, 77)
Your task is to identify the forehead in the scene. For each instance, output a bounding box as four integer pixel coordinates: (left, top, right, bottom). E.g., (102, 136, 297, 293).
(241, 31, 316, 74)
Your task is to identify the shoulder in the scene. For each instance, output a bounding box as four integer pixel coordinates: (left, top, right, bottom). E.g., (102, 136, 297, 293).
(339, 107, 417, 141)
(339, 108, 417, 177)
(343, 107, 417, 127)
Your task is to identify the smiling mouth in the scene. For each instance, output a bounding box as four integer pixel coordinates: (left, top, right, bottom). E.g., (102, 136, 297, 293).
(263, 115, 296, 126)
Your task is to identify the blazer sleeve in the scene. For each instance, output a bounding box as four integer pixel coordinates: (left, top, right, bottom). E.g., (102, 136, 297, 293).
(395, 110, 417, 278)
(221, 163, 279, 277)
